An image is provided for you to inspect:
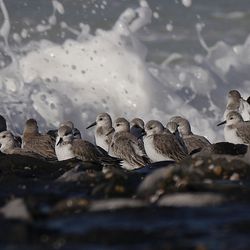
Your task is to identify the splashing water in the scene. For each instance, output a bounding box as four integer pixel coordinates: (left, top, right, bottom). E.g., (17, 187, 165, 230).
(0, 0, 249, 142)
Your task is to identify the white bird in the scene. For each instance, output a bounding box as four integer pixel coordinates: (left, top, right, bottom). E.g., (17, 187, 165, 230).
(109, 117, 149, 170)
(86, 113, 114, 153)
(56, 125, 100, 161)
(0, 131, 43, 158)
(144, 120, 188, 162)
(223, 90, 250, 121)
(166, 121, 188, 154)
(217, 111, 250, 145)
(170, 116, 211, 154)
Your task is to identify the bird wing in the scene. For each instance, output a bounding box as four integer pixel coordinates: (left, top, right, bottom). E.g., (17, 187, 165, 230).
(72, 139, 100, 161)
(183, 135, 210, 154)
(112, 136, 147, 167)
(236, 122, 250, 144)
(10, 148, 46, 159)
(23, 134, 56, 159)
(153, 134, 187, 162)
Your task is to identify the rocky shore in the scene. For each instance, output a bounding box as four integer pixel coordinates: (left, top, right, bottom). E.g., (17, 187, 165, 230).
(0, 145, 250, 250)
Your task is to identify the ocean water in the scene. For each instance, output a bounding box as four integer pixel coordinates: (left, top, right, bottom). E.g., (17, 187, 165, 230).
(0, 0, 250, 142)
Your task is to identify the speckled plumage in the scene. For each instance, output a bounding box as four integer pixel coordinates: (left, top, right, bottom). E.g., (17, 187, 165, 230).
(22, 119, 56, 159)
(86, 113, 114, 152)
(111, 118, 149, 170)
(170, 116, 211, 154)
(144, 120, 188, 162)
(218, 111, 250, 145)
(0, 130, 43, 158)
(223, 90, 250, 121)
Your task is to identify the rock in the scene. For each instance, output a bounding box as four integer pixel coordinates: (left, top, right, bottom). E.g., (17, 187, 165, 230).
(158, 193, 225, 207)
(89, 198, 147, 211)
(0, 198, 31, 221)
(200, 142, 247, 156)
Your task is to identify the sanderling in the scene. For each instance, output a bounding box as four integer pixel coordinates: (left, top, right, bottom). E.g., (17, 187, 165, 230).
(144, 120, 188, 162)
(56, 125, 120, 166)
(0, 131, 21, 154)
(0, 131, 43, 158)
(0, 115, 7, 132)
(166, 121, 188, 154)
(86, 113, 114, 152)
(130, 118, 145, 139)
(47, 120, 81, 140)
(0, 114, 21, 146)
(60, 120, 81, 139)
(109, 117, 149, 170)
(247, 96, 250, 105)
(217, 111, 250, 144)
(223, 90, 250, 121)
(170, 116, 211, 154)
(22, 118, 56, 159)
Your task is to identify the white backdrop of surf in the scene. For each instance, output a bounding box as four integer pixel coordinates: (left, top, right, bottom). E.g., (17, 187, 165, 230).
(0, 0, 249, 142)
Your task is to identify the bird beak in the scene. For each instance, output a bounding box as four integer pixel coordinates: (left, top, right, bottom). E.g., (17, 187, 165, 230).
(106, 128, 114, 136)
(56, 137, 63, 146)
(86, 121, 97, 129)
(217, 120, 226, 126)
(138, 129, 146, 139)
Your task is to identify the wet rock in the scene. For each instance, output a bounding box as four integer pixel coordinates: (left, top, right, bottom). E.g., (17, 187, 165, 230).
(51, 197, 89, 216)
(0, 198, 31, 221)
(89, 198, 147, 211)
(200, 142, 247, 156)
(0, 154, 102, 180)
(181, 154, 250, 180)
(158, 193, 225, 207)
(137, 154, 250, 201)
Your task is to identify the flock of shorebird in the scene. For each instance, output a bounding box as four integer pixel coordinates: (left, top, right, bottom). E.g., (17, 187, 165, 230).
(0, 89, 249, 170)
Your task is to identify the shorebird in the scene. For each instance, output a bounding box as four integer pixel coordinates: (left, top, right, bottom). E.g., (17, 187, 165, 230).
(47, 120, 81, 140)
(60, 121, 81, 139)
(223, 90, 250, 121)
(86, 113, 114, 152)
(56, 125, 120, 167)
(144, 120, 188, 162)
(130, 118, 145, 139)
(0, 114, 21, 146)
(22, 119, 56, 159)
(0, 115, 7, 132)
(0, 131, 21, 154)
(247, 96, 250, 105)
(109, 117, 149, 170)
(0, 131, 44, 158)
(217, 111, 250, 144)
(170, 116, 211, 154)
(166, 121, 188, 154)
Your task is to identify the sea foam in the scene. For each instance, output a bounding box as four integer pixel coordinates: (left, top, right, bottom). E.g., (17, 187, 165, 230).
(0, 0, 249, 142)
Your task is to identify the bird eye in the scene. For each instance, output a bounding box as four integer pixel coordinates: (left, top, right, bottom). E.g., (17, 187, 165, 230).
(117, 124, 120, 127)
(230, 117, 233, 120)
(99, 118, 103, 121)
(2, 135, 6, 138)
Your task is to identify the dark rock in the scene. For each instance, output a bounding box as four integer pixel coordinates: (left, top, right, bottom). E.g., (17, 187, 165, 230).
(200, 142, 248, 155)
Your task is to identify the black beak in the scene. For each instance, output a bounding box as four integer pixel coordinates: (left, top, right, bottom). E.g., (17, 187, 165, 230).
(56, 137, 63, 146)
(217, 120, 226, 126)
(247, 96, 250, 104)
(106, 128, 114, 136)
(86, 121, 97, 129)
(138, 129, 146, 139)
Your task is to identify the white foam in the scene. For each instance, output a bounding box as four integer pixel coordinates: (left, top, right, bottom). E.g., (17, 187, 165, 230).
(0, 0, 249, 143)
